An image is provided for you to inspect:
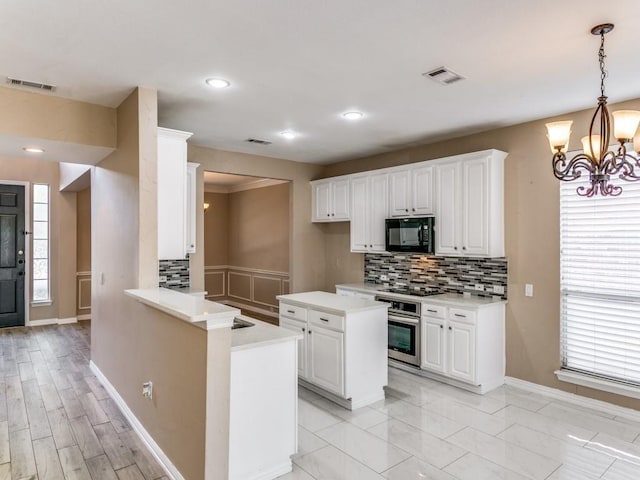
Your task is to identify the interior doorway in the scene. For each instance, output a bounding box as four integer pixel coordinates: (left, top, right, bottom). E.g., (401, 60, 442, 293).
(0, 183, 27, 327)
(203, 172, 291, 324)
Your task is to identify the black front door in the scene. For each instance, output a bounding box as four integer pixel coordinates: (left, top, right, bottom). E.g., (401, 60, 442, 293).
(0, 184, 25, 327)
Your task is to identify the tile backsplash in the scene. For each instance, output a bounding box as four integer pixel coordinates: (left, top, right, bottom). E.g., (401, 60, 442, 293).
(158, 259, 190, 288)
(365, 253, 508, 300)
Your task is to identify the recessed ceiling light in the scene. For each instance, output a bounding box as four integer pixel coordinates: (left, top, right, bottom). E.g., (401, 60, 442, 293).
(205, 78, 230, 89)
(343, 111, 364, 120)
(280, 130, 297, 140)
(23, 147, 44, 153)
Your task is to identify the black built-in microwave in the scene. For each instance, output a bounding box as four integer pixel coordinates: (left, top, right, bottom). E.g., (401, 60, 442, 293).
(385, 217, 435, 254)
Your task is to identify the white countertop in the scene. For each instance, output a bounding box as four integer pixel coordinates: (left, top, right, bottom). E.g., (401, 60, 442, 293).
(125, 288, 240, 330)
(336, 283, 507, 308)
(231, 315, 302, 352)
(277, 291, 388, 315)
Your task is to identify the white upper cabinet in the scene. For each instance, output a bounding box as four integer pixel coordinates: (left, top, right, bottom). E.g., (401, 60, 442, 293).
(185, 162, 199, 254)
(434, 151, 505, 257)
(157, 127, 193, 260)
(312, 178, 350, 222)
(350, 173, 388, 253)
(389, 166, 433, 217)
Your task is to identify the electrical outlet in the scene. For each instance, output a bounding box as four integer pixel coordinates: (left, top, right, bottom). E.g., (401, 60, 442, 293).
(525, 284, 534, 297)
(493, 285, 505, 295)
(142, 381, 153, 400)
(474, 284, 484, 291)
(380, 274, 388, 281)
(159, 275, 167, 283)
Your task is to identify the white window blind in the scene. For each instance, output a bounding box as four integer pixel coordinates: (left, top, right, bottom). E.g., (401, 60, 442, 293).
(560, 171, 640, 386)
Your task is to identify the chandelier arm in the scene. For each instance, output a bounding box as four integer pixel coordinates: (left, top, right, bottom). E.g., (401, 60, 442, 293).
(553, 153, 597, 181)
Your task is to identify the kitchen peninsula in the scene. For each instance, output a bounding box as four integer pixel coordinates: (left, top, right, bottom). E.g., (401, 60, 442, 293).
(121, 288, 301, 480)
(277, 291, 389, 409)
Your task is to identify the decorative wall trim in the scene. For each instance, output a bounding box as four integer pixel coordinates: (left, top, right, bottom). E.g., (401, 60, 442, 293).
(78, 278, 91, 310)
(76, 271, 91, 276)
(204, 271, 225, 297)
(89, 361, 183, 480)
(228, 271, 252, 302)
(58, 317, 77, 325)
(505, 376, 640, 423)
(205, 265, 288, 277)
(77, 314, 91, 321)
(252, 275, 283, 308)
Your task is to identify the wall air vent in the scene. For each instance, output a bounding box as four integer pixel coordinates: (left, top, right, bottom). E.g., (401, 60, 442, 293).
(422, 67, 465, 85)
(245, 138, 272, 145)
(7, 77, 56, 91)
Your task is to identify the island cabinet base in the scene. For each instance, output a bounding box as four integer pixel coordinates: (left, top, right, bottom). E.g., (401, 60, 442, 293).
(277, 291, 389, 411)
(299, 378, 385, 410)
(229, 340, 297, 480)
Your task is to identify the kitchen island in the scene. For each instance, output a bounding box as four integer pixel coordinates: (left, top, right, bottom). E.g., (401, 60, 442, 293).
(277, 291, 388, 410)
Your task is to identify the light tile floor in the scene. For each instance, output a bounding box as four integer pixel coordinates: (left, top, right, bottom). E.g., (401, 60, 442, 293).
(4, 323, 640, 480)
(282, 368, 640, 480)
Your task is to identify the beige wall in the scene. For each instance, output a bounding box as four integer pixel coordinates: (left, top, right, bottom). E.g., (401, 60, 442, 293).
(227, 183, 289, 272)
(0, 86, 116, 148)
(0, 156, 77, 322)
(321, 97, 640, 410)
(188, 146, 325, 294)
(91, 88, 230, 479)
(204, 192, 229, 266)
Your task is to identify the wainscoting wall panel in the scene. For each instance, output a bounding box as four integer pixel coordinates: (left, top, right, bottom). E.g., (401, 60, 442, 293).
(204, 266, 289, 316)
(76, 271, 91, 318)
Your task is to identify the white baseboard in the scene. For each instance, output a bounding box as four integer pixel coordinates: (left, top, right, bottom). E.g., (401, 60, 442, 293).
(29, 318, 58, 327)
(77, 314, 91, 321)
(58, 317, 78, 325)
(505, 376, 640, 422)
(89, 361, 184, 480)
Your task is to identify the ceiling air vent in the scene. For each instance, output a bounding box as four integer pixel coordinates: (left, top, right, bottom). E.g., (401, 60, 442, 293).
(7, 77, 56, 91)
(422, 67, 465, 85)
(245, 138, 272, 145)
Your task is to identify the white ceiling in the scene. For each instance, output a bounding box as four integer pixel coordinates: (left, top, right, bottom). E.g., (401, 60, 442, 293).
(2, 1, 640, 164)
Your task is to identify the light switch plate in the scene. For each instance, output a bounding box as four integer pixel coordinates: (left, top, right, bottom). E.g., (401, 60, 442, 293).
(525, 284, 534, 297)
(380, 274, 388, 281)
(493, 285, 505, 295)
(474, 284, 484, 291)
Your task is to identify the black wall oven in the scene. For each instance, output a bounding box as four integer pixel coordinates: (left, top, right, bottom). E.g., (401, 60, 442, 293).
(375, 295, 421, 367)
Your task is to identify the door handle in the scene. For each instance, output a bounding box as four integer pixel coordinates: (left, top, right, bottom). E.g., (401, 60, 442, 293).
(18, 272, 24, 276)
(18, 249, 24, 256)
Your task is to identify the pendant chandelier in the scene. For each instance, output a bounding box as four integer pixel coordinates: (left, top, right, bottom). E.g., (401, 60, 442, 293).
(545, 24, 640, 197)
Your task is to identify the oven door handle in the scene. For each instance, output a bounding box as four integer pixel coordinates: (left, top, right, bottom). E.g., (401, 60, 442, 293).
(388, 315, 420, 325)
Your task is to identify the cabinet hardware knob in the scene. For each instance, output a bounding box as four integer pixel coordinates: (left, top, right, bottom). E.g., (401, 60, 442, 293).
(440, 325, 443, 329)
(462, 246, 466, 250)
(369, 244, 373, 248)
(309, 330, 312, 334)
(412, 208, 415, 212)
(302, 327, 305, 332)
(327, 214, 331, 217)
(449, 326, 452, 330)
(405, 209, 408, 212)
(454, 246, 458, 250)
(332, 213, 335, 216)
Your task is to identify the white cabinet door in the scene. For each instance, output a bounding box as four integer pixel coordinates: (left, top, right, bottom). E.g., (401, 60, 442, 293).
(185, 162, 198, 254)
(313, 182, 332, 221)
(435, 162, 460, 255)
(412, 166, 434, 215)
(389, 170, 411, 217)
(422, 318, 446, 373)
(350, 176, 369, 252)
(308, 325, 344, 396)
(157, 127, 192, 260)
(448, 321, 476, 383)
(369, 173, 388, 251)
(332, 179, 350, 220)
(461, 157, 489, 256)
(279, 317, 307, 379)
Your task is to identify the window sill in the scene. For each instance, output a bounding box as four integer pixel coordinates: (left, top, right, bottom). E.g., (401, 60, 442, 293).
(31, 300, 53, 307)
(555, 369, 640, 400)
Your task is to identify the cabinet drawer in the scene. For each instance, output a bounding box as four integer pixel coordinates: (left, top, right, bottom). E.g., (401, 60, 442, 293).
(280, 303, 307, 322)
(422, 303, 446, 319)
(308, 309, 345, 332)
(449, 308, 476, 323)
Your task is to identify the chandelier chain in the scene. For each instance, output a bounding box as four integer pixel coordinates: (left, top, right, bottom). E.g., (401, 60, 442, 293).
(599, 32, 607, 98)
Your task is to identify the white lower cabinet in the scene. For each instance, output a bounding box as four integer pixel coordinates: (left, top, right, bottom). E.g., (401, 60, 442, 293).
(278, 293, 388, 409)
(308, 325, 344, 395)
(421, 301, 504, 393)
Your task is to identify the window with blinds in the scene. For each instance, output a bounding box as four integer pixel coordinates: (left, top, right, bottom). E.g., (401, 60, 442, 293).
(560, 173, 640, 386)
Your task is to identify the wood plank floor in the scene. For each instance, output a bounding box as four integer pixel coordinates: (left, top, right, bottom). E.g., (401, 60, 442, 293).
(0, 322, 168, 480)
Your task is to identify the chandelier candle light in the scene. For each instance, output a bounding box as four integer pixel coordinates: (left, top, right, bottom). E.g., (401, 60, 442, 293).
(545, 24, 640, 197)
